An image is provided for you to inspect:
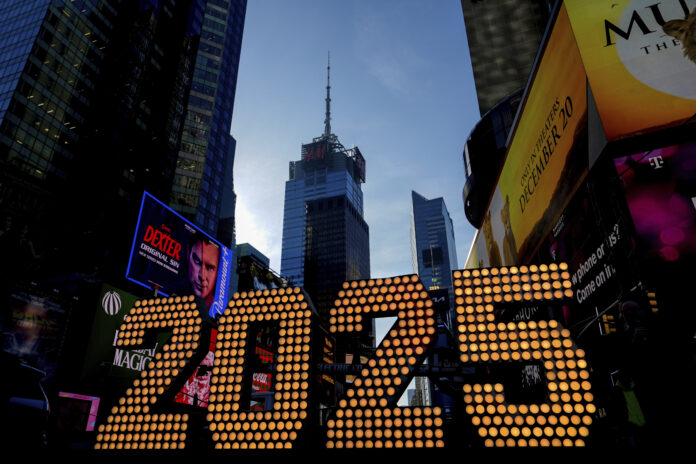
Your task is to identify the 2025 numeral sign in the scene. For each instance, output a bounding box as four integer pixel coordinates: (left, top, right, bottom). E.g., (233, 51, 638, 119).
(95, 263, 593, 451)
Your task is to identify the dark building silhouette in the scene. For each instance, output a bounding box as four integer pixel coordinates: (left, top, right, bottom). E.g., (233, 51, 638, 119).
(235, 242, 286, 293)
(0, 1, 246, 408)
(0, 0, 246, 283)
(460, 0, 553, 116)
(304, 194, 370, 313)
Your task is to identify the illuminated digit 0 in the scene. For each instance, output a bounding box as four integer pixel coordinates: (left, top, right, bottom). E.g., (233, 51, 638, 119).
(326, 275, 445, 449)
(208, 287, 314, 450)
(453, 264, 594, 448)
(95, 295, 206, 451)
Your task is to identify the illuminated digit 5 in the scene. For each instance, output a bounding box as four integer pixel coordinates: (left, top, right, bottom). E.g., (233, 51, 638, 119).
(207, 287, 314, 450)
(95, 295, 208, 451)
(453, 264, 595, 448)
(326, 275, 445, 449)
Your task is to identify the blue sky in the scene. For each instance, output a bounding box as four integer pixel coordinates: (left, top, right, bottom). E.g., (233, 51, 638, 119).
(232, 0, 480, 289)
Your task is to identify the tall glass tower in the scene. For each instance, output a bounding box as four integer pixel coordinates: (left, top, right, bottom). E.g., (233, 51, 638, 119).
(170, 0, 246, 239)
(0, 0, 246, 280)
(280, 59, 370, 349)
(410, 191, 458, 304)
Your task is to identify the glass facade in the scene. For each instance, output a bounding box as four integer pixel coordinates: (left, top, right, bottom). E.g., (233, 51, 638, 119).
(281, 143, 366, 288)
(0, 0, 51, 122)
(0, 0, 246, 280)
(280, 133, 371, 352)
(410, 191, 458, 305)
(304, 194, 369, 313)
(170, 0, 246, 236)
(0, 0, 114, 187)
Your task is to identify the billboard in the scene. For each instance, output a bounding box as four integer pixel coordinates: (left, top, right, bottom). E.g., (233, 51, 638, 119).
(532, 160, 642, 341)
(1, 288, 69, 384)
(352, 148, 366, 183)
(466, 4, 589, 267)
(614, 140, 696, 262)
(174, 328, 218, 408)
(126, 192, 233, 317)
(82, 283, 166, 385)
(565, 0, 696, 141)
(56, 392, 100, 432)
(302, 140, 329, 163)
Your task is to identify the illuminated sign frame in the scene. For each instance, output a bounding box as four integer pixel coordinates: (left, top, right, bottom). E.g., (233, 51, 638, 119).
(125, 191, 233, 317)
(95, 265, 594, 451)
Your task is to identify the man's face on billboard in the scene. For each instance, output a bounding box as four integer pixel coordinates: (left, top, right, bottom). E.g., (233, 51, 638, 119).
(188, 240, 220, 300)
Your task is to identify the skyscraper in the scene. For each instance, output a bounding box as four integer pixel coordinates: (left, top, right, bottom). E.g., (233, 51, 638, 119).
(410, 191, 458, 305)
(410, 191, 458, 408)
(170, 0, 246, 239)
(0, 0, 246, 282)
(280, 58, 370, 346)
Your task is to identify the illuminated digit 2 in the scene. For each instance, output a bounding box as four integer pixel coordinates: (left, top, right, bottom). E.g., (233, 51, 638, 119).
(207, 287, 314, 450)
(326, 275, 445, 449)
(94, 295, 207, 450)
(453, 264, 595, 447)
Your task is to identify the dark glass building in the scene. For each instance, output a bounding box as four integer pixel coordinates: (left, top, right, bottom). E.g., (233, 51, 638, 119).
(304, 194, 370, 313)
(280, 61, 371, 354)
(170, 0, 246, 239)
(410, 191, 458, 304)
(460, 0, 553, 116)
(0, 1, 246, 415)
(0, 0, 246, 283)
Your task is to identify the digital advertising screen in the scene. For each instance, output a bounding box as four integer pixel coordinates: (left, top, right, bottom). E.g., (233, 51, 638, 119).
(56, 392, 101, 432)
(302, 140, 329, 164)
(466, 4, 589, 268)
(174, 328, 218, 408)
(81, 283, 171, 386)
(615, 141, 696, 262)
(126, 192, 233, 317)
(1, 289, 68, 384)
(565, 0, 696, 140)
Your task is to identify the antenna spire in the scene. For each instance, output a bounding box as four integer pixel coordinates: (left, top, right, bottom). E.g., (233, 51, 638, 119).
(324, 51, 332, 137)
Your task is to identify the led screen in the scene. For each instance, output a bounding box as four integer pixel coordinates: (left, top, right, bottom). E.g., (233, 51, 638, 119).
(126, 192, 233, 317)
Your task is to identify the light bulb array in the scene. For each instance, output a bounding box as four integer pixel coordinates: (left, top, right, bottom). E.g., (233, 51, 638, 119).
(326, 275, 445, 449)
(453, 264, 594, 447)
(95, 295, 201, 450)
(207, 287, 313, 450)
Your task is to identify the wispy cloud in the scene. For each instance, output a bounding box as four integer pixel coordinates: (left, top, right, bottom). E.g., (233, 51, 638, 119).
(234, 194, 283, 270)
(353, 5, 427, 96)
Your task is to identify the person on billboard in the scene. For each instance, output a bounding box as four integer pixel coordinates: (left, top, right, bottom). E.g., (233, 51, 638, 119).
(180, 232, 220, 309)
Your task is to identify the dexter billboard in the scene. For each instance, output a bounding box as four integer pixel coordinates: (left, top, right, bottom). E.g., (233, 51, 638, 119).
(565, 0, 696, 141)
(126, 192, 233, 316)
